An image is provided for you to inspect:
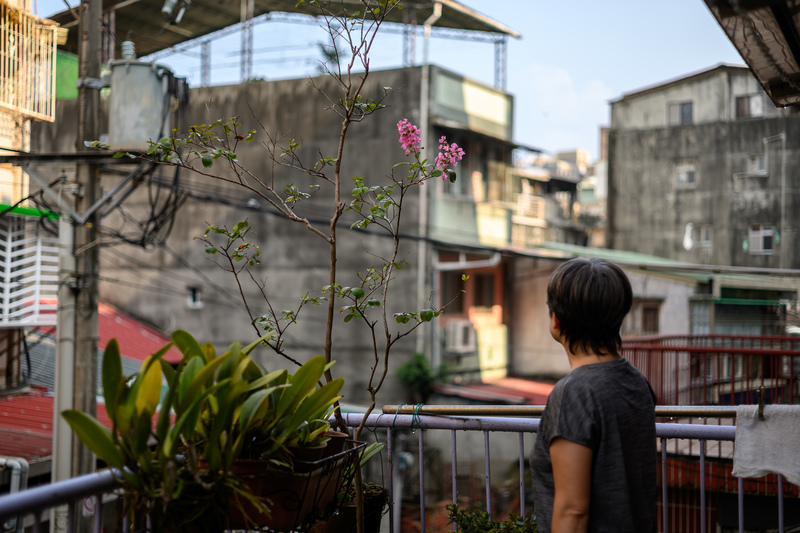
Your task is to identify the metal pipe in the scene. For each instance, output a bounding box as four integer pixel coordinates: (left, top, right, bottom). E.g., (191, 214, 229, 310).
(0, 470, 117, 522)
(484, 431, 491, 518)
(738, 476, 744, 533)
(518, 433, 525, 518)
(661, 440, 668, 533)
(700, 440, 706, 533)
(414, 0, 441, 357)
(387, 428, 395, 533)
(343, 413, 737, 440)
(382, 404, 740, 418)
(418, 431, 425, 532)
(0, 457, 29, 533)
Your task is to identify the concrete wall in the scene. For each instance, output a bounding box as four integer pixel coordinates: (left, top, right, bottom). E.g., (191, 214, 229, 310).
(608, 114, 800, 268)
(611, 68, 781, 130)
(625, 270, 694, 335)
(32, 67, 433, 405)
(508, 257, 567, 379)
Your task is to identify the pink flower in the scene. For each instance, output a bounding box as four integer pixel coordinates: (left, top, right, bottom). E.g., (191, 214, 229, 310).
(397, 119, 421, 155)
(435, 137, 466, 177)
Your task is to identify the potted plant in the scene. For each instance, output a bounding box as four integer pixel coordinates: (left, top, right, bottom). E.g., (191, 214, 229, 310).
(86, 1, 469, 531)
(62, 330, 354, 532)
(446, 503, 538, 533)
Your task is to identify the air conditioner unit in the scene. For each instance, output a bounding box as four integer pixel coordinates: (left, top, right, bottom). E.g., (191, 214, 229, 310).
(445, 319, 477, 354)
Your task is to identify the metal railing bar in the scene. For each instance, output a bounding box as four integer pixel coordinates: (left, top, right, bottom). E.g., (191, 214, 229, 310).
(418, 431, 425, 533)
(0, 470, 117, 522)
(451, 430, 457, 531)
(93, 494, 102, 533)
(778, 474, 784, 533)
(661, 439, 668, 533)
(67, 501, 74, 533)
(484, 431, 491, 518)
(33, 511, 40, 533)
(700, 440, 706, 533)
(383, 405, 740, 418)
(345, 413, 737, 440)
(738, 477, 744, 533)
(387, 427, 394, 533)
(518, 433, 525, 518)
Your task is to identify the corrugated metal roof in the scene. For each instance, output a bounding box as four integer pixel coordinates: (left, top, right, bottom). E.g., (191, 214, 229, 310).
(704, 0, 800, 107)
(0, 391, 112, 463)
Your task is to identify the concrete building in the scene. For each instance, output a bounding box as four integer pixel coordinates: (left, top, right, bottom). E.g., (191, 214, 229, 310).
(608, 64, 800, 269)
(607, 64, 800, 335)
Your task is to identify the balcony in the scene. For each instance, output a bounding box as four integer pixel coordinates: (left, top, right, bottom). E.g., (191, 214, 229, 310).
(623, 335, 800, 406)
(1, 406, 796, 533)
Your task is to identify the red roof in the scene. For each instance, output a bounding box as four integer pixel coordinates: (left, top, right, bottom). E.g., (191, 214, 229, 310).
(39, 302, 182, 363)
(0, 391, 112, 462)
(433, 377, 554, 405)
(97, 302, 183, 363)
(0, 303, 182, 463)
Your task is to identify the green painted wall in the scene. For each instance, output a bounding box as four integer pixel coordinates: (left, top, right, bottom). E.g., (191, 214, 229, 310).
(56, 50, 78, 101)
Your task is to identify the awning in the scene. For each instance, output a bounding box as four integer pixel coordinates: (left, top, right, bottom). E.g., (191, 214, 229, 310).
(704, 0, 800, 107)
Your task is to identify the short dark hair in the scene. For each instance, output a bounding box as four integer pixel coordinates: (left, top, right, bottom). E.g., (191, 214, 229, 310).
(546, 257, 632, 356)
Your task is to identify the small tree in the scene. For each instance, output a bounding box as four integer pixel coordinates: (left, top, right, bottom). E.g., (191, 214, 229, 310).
(99, 1, 467, 530)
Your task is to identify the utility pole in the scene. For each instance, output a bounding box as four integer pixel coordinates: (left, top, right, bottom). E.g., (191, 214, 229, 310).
(52, 2, 102, 531)
(73, 0, 102, 479)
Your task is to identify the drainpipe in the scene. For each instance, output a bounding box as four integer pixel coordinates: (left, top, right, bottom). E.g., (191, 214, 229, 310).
(0, 456, 30, 533)
(763, 134, 786, 268)
(415, 1, 442, 356)
(52, 216, 76, 533)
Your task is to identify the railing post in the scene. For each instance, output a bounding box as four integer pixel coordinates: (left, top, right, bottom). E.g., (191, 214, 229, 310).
(387, 428, 394, 533)
(700, 440, 706, 533)
(418, 431, 425, 532)
(518, 433, 525, 518)
(484, 431, 491, 518)
(738, 477, 744, 533)
(661, 439, 668, 533)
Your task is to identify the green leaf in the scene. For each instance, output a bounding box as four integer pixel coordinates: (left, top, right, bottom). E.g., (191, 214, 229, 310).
(172, 330, 205, 360)
(101, 340, 122, 424)
(62, 410, 125, 470)
(201, 156, 213, 168)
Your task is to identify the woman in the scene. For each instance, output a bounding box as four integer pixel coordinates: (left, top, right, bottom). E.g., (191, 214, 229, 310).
(530, 258, 656, 533)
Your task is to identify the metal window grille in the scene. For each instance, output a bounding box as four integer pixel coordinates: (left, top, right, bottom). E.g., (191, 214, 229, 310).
(0, 214, 58, 326)
(0, 2, 60, 122)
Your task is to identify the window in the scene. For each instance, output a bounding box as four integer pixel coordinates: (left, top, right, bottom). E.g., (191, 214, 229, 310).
(473, 273, 495, 307)
(441, 271, 465, 314)
(736, 94, 764, 118)
(698, 225, 712, 247)
(668, 101, 693, 125)
(186, 286, 204, 309)
(749, 224, 774, 255)
(622, 299, 662, 337)
(747, 153, 766, 174)
(676, 161, 696, 187)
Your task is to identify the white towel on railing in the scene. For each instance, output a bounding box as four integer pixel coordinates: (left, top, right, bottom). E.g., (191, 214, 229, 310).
(732, 404, 800, 485)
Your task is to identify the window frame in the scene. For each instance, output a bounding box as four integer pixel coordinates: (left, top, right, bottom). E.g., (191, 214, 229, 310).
(668, 101, 693, 125)
(749, 224, 774, 255)
(698, 225, 713, 247)
(676, 160, 697, 188)
(735, 94, 764, 119)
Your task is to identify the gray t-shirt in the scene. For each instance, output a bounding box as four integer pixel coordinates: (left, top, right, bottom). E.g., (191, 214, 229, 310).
(530, 357, 657, 533)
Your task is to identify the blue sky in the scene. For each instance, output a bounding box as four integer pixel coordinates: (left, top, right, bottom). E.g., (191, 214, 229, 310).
(38, 0, 744, 161)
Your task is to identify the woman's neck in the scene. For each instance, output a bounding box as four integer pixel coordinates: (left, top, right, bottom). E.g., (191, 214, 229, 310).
(565, 348, 621, 370)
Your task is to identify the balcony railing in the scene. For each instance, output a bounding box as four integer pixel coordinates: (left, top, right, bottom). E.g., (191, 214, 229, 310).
(623, 335, 800, 405)
(1, 407, 795, 533)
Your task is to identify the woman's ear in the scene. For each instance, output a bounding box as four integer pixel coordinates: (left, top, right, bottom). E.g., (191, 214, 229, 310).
(549, 312, 561, 342)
